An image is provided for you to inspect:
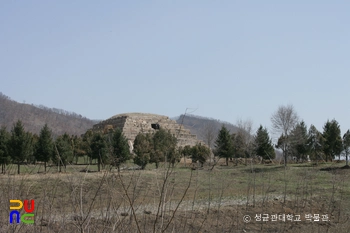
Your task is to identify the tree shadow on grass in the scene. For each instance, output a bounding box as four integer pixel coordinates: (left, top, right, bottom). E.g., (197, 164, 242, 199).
(79, 168, 98, 173)
(244, 165, 286, 173)
(320, 165, 350, 171)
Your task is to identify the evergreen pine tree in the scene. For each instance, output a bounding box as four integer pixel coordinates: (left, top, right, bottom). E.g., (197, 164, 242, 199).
(9, 120, 31, 174)
(254, 125, 275, 160)
(214, 125, 233, 166)
(307, 125, 324, 164)
(82, 130, 94, 164)
(72, 135, 85, 164)
(111, 128, 130, 171)
(0, 126, 10, 173)
(90, 132, 107, 172)
(289, 121, 309, 162)
(323, 119, 342, 161)
(26, 132, 37, 164)
(133, 133, 152, 169)
(35, 124, 53, 172)
(54, 133, 73, 172)
(151, 129, 178, 168)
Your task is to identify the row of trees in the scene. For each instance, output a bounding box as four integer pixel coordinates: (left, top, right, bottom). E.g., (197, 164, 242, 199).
(0, 120, 210, 173)
(2, 106, 349, 173)
(0, 120, 132, 174)
(271, 105, 350, 166)
(212, 105, 350, 167)
(133, 128, 178, 169)
(133, 129, 210, 169)
(214, 124, 275, 166)
(277, 119, 350, 166)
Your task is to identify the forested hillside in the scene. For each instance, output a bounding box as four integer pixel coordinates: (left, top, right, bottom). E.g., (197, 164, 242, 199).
(0, 92, 98, 136)
(176, 114, 239, 147)
(0, 92, 241, 142)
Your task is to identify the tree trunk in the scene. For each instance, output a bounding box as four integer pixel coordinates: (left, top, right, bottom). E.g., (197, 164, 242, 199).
(284, 153, 287, 167)
(44, 162, 47, 173)
(226, 157, 228, 166)
(17, 163, 20, 174)
(283, 146, 287, 167)
(346, 155, 348, 166)
(98, 158, 101, 172)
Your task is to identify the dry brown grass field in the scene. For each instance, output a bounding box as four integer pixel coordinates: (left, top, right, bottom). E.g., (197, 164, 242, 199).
(1, 159, 350, 233)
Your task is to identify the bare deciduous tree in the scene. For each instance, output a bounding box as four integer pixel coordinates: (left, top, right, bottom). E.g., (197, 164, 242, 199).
(202, 122, 216, 149)
(236, 118, 254, 164)
(236, 119, 253, 144)
(271, 104, 299, 166)
(202, 122, 216, 164)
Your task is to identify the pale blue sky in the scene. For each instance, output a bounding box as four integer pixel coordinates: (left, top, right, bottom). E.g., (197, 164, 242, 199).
(1, 1, 350, 138)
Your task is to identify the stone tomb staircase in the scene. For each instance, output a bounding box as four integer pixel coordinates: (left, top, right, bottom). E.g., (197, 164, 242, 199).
(92, 113, 203, 148)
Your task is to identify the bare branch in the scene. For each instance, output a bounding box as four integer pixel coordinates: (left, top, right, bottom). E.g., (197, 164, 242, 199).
(271, 104, 299, 136)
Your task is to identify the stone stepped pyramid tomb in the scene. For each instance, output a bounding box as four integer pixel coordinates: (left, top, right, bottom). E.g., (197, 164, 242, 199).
(92, 113, 203, 148)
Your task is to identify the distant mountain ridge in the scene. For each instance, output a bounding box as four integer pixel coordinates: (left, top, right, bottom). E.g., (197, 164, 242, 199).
(0, 92, 239, 141)
(176, 114, 239, 146)
(0, 92, 98, 136)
